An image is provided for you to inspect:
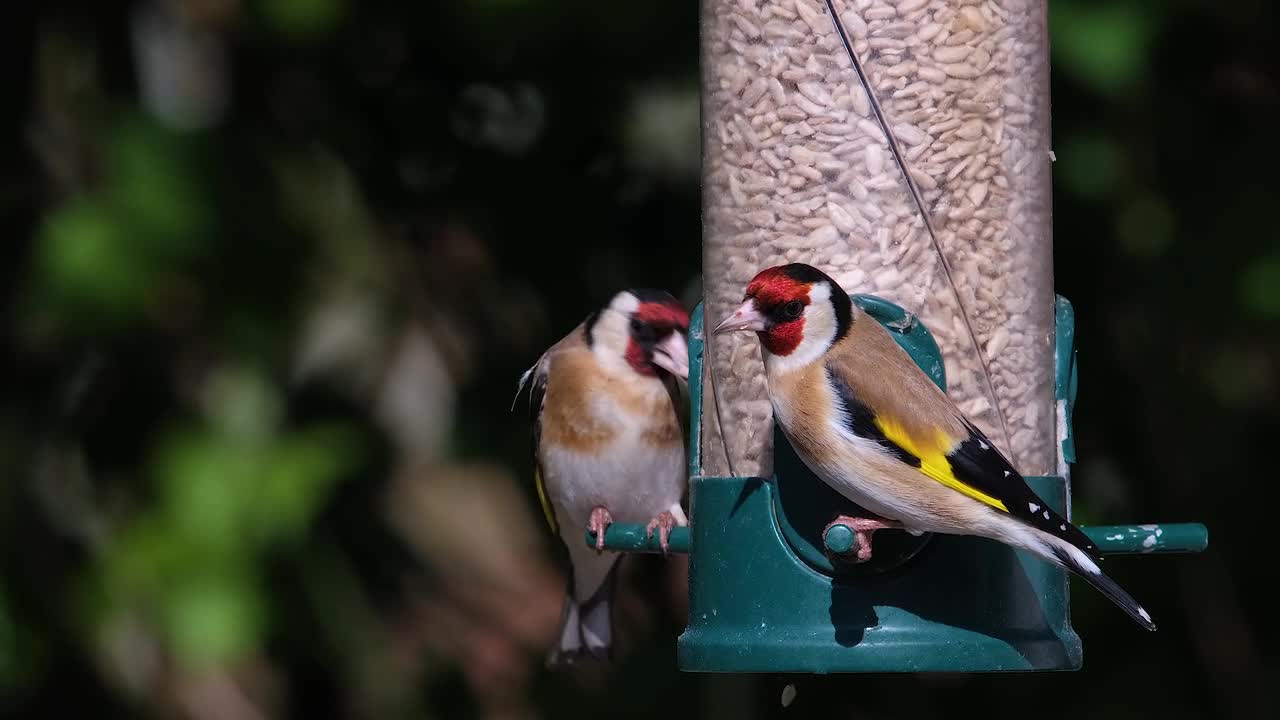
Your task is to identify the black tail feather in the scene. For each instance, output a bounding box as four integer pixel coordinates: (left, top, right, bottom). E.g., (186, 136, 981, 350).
(546, 568, 616, 666)
(1053, 546, 1156, 631)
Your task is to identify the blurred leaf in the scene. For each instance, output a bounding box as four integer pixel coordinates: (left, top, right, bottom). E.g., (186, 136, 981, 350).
(106, 515, 191, 601)
(93, 373, 359, 672)
(624, 84, 700, 179)
(1204, 346, 1274, 410)
(29, 113, 211, 332)
(164, 566, 262, 667)
(258, 0, 347, 41)
(1116, 193, 1174, 259)
(250, 425, 359, 544)
(0, 585, 26, 686)
(36, 199, 145, 320)
(1058, 133, 1124, 199)
(104, 114, 209, 249)
(1051, 1, 1159, 96)
(1239, 254, 1280, 319)
(273, 151, 379, 264)
(201, 367, 284, 441)
(150, 409, 357, 555)
(156, 432, 251, 554)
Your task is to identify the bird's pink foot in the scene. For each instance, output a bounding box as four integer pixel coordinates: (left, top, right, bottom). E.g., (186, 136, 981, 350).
(825, 515, 904, 562)
(589, 506, 613, 552)
(645, 511, 678, 555)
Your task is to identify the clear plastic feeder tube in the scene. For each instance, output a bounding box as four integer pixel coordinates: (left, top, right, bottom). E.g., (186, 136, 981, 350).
(700, 0, 1055, 478)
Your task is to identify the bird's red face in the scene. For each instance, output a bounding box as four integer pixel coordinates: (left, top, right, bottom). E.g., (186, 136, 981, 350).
(714, 266, 812, 356)
(624, 296, 691, 378)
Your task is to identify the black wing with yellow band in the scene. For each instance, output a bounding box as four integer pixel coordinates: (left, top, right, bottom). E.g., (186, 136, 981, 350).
(525, 362, 560, 535)
(946, 417, 1099, 557)
(826, 366, 1099, 558)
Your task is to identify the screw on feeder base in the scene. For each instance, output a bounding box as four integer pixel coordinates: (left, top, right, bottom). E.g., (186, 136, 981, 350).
(823, 522, 857, 555)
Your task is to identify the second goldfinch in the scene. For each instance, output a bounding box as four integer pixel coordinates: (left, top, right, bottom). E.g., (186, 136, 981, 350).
(713, 263, 1155, 631)
(518, 289, 691, 662)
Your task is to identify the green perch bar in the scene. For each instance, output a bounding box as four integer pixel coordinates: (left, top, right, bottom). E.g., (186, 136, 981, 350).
(586, 522, 1207, 556)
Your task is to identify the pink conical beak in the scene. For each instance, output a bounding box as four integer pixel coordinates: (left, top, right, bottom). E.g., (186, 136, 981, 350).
(713, 300, 767, 334)
(651, 331, 689, 379)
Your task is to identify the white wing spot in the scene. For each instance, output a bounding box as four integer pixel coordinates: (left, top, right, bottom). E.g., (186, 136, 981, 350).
(781, 685, 797, 708)
(1028, 503, 1039, 513)
(1043, 511, 1051, 519)
(1060, 524, 1067, 531)
(978, 440, 988, 450)
(1003, 470, 1011, 477)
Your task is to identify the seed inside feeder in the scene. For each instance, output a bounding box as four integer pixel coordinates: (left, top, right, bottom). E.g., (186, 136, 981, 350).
(700, 0, 1056, 478)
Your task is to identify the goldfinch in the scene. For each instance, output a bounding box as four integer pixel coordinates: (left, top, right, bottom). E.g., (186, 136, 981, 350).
(713, 263, 1155, 631)
(516, 289, 691, 662)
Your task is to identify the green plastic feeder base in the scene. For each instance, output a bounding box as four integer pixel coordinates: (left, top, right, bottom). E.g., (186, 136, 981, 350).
(585, 295, 1208, 673)
(592, 476, 1206, 673)
(678, 474, 1088, 673)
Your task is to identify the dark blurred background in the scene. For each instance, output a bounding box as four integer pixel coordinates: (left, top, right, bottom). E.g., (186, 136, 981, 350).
(1, 0, 1275, 718)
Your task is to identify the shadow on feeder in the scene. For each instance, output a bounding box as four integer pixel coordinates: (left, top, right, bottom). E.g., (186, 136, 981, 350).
(587, 295, 1208, 673)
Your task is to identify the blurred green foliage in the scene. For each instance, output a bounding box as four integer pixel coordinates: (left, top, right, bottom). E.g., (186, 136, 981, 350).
(1050, 1, 1163, 96)
(35, 114, 211, 328)
(87, 367, 359, 668)
(261, 0, 347, 41)
(1239, 255, 1280, 319)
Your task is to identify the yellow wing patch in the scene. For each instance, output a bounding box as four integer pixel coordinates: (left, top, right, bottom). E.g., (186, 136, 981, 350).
(873, 417, 1009, 513)
(534, 466, 559, 534)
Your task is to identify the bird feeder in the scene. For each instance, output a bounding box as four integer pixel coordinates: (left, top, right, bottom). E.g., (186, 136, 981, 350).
(591, 297, 1207, 672)
(585, 0, 1208, 672)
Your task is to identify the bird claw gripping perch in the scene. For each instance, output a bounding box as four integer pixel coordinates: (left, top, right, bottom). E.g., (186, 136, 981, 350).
(588, 506, 613, 552)
(822, 515, 905, 563)
(646, 511, 680, 555)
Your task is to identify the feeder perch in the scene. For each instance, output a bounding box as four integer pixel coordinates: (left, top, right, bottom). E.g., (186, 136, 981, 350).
(587, 296, 1208, 673)
(582, 0, 1207, 672)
